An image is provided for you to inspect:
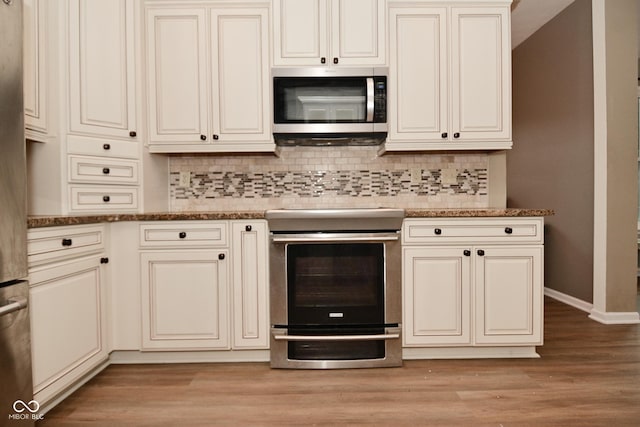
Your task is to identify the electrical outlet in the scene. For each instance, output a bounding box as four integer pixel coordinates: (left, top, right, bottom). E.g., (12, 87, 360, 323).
(441, 169, 458, 185)
(179, 171, 191, 187)
(410, 168, 422, 184)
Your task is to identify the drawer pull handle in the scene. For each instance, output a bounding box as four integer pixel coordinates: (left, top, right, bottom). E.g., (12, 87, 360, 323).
(463, 250, 471, 257)
(333, 57, 339, 64)
(453, 132, 460, 139)
(477, 249, 485, 256)
(441, 132, 448, 138)
(505, 227, 513, 234)
(200, 134, 207, 141)
(434, 228, 442, 235)
(103, 143, 111, 150)
(213, 134, 219, 140)
(103, 195, 110, 202)
(100, 257, 109, 264)
(61, 238, 73, 247)
(179, 232, 187, 239)
(102, 167, 110, 174)
(129, 131, 137, 137)
(245, 225, 252, 232)
(320, 57, 326, 64)
(218, 253, 225, 260)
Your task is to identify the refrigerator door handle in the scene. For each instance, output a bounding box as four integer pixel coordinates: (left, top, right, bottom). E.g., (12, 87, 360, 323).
(0, 297, 27, 317)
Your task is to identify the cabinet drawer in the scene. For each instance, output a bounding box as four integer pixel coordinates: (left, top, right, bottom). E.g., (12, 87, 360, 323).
(69, 155, 139, 184)
(70, 186, 138, 212)
(67, 134, 139, 159)
(403, 218, 543, 245)
(139, 222, 229, 248)
(28, 224, 106, 265)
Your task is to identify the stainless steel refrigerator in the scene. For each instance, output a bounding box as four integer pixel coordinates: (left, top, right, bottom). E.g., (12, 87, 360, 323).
(0, 0, 35, 425)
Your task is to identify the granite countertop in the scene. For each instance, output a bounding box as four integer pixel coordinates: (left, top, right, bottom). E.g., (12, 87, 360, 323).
(27, 208, 554, 228)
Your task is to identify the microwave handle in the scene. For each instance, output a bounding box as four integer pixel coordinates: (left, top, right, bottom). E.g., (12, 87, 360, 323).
(366, 77, 374, 122)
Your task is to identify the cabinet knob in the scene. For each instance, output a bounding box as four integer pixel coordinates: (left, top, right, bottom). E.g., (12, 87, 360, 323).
(218, 253, 225, 260)
(453, 132, 460, 139)
(441, 132, 448, 139)
(434, 228, 442, 235)
(200, 135, 207, 141)
(179, 232, 187, 239)
(333, 57, 339, 64)
(61, 238, 73, 247)
(102, 167, 110, 175)
(103, 195, 110, 202)
(505, 227, 513, 234)
(213, 134, 219, 140)
(477, 249, 485, 256)
(100, 257, 109, 264)
(463, 250, 471, 257)
(320, 57, 326, 64)
(103, 143, 111, 150)
(129, 131, 137, 137)
(245, 225, 252, 232)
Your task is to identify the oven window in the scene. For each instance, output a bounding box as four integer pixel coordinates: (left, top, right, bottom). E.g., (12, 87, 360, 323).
(274, 77, 368, 123)
(286, 243, 385, 326)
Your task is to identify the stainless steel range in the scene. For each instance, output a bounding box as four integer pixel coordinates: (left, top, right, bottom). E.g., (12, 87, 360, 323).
(266, 208, 404, 369)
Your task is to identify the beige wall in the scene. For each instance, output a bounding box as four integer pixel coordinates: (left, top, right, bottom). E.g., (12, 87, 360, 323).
(508, 0, 595, 302)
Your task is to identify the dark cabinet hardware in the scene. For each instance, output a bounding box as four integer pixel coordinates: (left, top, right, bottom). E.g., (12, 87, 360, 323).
(320, 57, 326, 64)
(103, 143, 111, 150)
(245, 225, 252, 232)
(100, 257, 109, 264)
(441, 132, 448, 138)
(213, 134, 219, 140)
(463, 250, 471, 257)
(453, 132, 460, 139)
(61, 238, 72, 247)
(333, 57, 339, 64)
(103, 195, 110, 202)
(477, 249, 485, 256)
(218, 253, 225, 260)
(505, 227, 513, 234)
(179, 232, 187, 239)
(102, 167, 110, 175)
(200, 134, 207, 141)
(434, 228, 442, 235)
(129, 131, 137, 137)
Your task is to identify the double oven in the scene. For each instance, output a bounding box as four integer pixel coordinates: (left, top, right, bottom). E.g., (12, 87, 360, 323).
(266, 208, 404, 369)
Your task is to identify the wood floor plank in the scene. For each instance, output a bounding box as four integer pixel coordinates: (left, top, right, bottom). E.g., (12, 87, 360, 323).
(37, 298, 640, 426)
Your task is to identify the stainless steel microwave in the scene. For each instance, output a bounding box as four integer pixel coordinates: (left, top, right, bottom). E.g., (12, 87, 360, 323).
(272, 67, 388, 145)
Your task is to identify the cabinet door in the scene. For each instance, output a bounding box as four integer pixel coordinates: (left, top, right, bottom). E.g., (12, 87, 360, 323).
(330, 0, 385, 66)
(273, 0, 328, 66)
(231, 221, 269, 349)
(209, 7, 271, 146)
(23, 0, 48, 137)
(29, 256, 107, 401)
(450, 7, 511, 141)
(474, 246, 543, 345)
(140, 250, 229, 350)
(403, 247, 471, 346)
(388, 7, 447, 143)
(146, 8, 209, 144)
(68, 0, 137, 140)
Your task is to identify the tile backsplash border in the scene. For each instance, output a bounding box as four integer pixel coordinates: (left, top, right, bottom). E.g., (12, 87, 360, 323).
(169, 146, 490, 211)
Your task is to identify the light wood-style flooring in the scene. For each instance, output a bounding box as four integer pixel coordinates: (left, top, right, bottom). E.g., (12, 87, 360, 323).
(39, 297, 640, 426)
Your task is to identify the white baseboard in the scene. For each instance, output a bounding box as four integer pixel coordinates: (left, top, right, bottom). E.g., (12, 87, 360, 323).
(544, 287, 640, 324)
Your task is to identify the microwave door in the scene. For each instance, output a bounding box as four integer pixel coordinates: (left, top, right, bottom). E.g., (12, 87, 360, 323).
(366, 77, 374, 123)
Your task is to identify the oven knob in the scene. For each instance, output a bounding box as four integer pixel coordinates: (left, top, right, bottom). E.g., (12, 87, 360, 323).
(434, 228, 442, 235)
(218, 253, 225, 260)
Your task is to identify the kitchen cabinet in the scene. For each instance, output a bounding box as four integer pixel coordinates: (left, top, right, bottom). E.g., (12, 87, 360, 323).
(402, 218, 543, 351)
(145, 4, 273, 153)
(273, 0, 386, 66)
(386, 2, 511, 151)
(28, 225, 109, 406)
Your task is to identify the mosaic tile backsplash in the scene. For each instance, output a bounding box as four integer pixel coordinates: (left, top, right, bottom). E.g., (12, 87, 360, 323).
(169, 146, 489, 211)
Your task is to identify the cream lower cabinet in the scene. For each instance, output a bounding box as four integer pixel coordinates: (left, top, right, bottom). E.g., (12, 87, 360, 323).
(28, 225, 109, 406)
(402, 218, 544, 351)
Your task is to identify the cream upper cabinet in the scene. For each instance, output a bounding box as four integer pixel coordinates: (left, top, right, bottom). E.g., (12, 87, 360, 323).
(145, 4, 272, 153)
(274, 0, 386, 66)
(68, 0, 138, 141)
(387, 3, 511, 151)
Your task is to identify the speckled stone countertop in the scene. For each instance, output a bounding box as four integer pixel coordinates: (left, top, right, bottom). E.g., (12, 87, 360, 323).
(27, 208, 554, 229)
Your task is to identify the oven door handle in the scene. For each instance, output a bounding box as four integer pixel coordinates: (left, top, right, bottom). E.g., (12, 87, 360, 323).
(273, 333, 400, 341)
(271, 232, 399, 243)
